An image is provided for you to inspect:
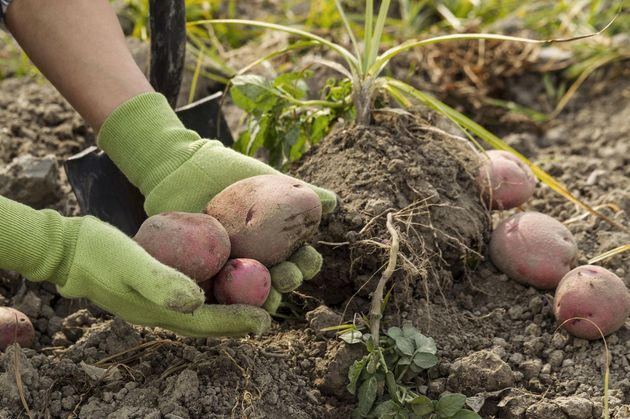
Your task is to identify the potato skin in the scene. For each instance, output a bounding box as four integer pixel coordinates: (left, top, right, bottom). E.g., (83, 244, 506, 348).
(554, 265, 630, 340)
(0, 307, 35, 351)
(213, 258, 271, 306)
(206, 175, 322, 267)
(478, 150, 537, 210)
(134, 212, 231, 283)
(489, 212, 577, 289)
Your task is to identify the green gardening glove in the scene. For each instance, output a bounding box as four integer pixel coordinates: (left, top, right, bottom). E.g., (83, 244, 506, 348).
(0, 196, 270, 336)
(97, 93, 337, 314)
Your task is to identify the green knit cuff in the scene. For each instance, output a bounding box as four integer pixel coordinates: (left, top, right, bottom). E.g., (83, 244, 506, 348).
(0, 196, 81, 286)
(96, 92, 203, 196)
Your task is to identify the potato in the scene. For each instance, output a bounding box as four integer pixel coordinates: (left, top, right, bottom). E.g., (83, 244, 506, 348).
(134, 212, 231, 283)
(213, 259, 271, 306)
(0, 307, 35, 351)
(554, 265, 630, 340)
(489, 211, 577, 289)
(206, 174, 322, 267)
(478, 150, 537, 210)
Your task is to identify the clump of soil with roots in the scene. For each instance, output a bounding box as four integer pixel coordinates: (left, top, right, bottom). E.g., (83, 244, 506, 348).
(292, 110, 491, 316)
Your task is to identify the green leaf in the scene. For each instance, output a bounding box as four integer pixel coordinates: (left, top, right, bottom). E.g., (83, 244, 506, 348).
(366, 354, 378, 374)
(436, 394, 467, 418)
(387, 327, 403, 339)
(409, 395, 434, 416)
(371, 400, 400, 418)
(386, 371, 399, 403)
(397, 356, 412, 366)
(413, 353, 439, 369)
(451, 409, 483, 419)
(230, 75, 279, 114)
(401, 325, 418, 338)
(356, 376, 379, 417)
(347, 357, 368, 395)
(395, 337, 415, 356)
(414, 335, 437, 355)
(340, 330, 363, 344)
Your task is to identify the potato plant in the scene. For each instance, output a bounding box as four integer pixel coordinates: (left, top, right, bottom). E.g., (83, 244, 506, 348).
(186, 0, 620, 235)
(343, 325, 480, 418)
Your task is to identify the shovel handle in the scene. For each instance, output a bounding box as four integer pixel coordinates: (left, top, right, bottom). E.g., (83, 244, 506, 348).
(149, 0, 186, 107)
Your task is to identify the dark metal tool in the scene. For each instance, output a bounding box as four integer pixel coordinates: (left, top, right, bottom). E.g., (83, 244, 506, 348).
(64, 0, 232, 236)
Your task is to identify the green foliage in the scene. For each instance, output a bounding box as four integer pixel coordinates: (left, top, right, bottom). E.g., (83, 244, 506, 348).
(230, 72, 352, 168)
(345, 325, 480, 419)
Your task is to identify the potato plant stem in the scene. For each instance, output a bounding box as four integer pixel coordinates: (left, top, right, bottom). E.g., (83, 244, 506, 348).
(369, 213, 400, 349)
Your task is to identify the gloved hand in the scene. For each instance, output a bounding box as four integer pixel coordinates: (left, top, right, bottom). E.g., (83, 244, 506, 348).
(0, 196, 270, 336)
(97, 93, 337, 313)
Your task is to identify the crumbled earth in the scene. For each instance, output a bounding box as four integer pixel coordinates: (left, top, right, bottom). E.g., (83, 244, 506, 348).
(1, 58, 629, 419)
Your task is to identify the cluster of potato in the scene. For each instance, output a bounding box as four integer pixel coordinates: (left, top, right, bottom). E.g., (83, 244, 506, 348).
(135, 174, 322, 308)
(479, 150, 630, 340)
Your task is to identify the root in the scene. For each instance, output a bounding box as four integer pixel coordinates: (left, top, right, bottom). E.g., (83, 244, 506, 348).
(369, 213, 400, 344)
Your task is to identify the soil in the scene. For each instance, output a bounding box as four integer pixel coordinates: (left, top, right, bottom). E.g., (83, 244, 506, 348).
(1, 45, 630, 419)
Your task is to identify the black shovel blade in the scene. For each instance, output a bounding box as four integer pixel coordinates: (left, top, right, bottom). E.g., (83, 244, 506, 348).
(64, 93, 233, 236)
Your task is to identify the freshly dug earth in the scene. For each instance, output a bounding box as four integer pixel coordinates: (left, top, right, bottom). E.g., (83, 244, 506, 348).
(292, 110, 491, 310)
(1, 66, 630, 418)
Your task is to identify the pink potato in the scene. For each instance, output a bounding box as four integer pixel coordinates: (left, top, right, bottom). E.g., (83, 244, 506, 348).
(554, 265, 630, 340)
(134, 212, 231, 283)
(0, 307, 35, 351)
(206, 174, 322, 267)
(213, 258, 271, 306)
(478, 150, 537, 210)
(489, 211, 577, 289)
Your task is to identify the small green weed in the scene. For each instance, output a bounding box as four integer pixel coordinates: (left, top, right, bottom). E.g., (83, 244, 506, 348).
(344, 325, 480, 419)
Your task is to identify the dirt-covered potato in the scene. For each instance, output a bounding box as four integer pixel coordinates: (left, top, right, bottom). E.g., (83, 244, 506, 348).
(0, 307, 35, 351)
(478, 150, 537, 210)
(554, 265, 630, 340)
(134, 212, 231, 283)
(206, 174, 322, 267)
(489, 211, 577, 289)
(213, 258, 271, 306)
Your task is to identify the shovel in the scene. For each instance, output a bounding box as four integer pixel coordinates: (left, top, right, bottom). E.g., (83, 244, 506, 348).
(64, 0, 232, 236)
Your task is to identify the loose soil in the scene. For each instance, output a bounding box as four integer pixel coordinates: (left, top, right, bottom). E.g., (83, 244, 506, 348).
(1, 52, 629, 419)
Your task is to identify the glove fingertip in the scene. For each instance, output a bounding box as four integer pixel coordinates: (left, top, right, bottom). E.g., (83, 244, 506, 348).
(263, 288, 283, 315)
(164, 285, 205, 313)
(310, 186, 338, 214)
(289, 245, 323, 281)
(270, 262, 303, 293)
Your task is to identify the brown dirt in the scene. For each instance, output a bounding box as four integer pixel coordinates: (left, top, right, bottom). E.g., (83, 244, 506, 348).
(292, 110, 490, 311)
(1, 56, 630, 419)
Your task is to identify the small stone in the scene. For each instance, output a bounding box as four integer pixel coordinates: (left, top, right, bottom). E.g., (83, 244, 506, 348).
(0, 154, 61, 208)
(541, 363, 551, 374)
(509, 353, 524, 365)
(425, 378, 445, 396)
(519, 359, 542, 380)
(555, 396, 594, 418)
(523, 337, 545, 356)
(548, 350, 564, 369)
(508, 305, 524, 320)
(551, 333, 568, 349)
(492, 337, 508, 347)
(526, 400, 565, 419)
(305, 305, 342, 338)
(61, 396, 75, 411)
(14, 291, 42, 318)
(447, 350, 514, 393)
(524, 323, 541, 337)
(528, 296, 544, 314)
